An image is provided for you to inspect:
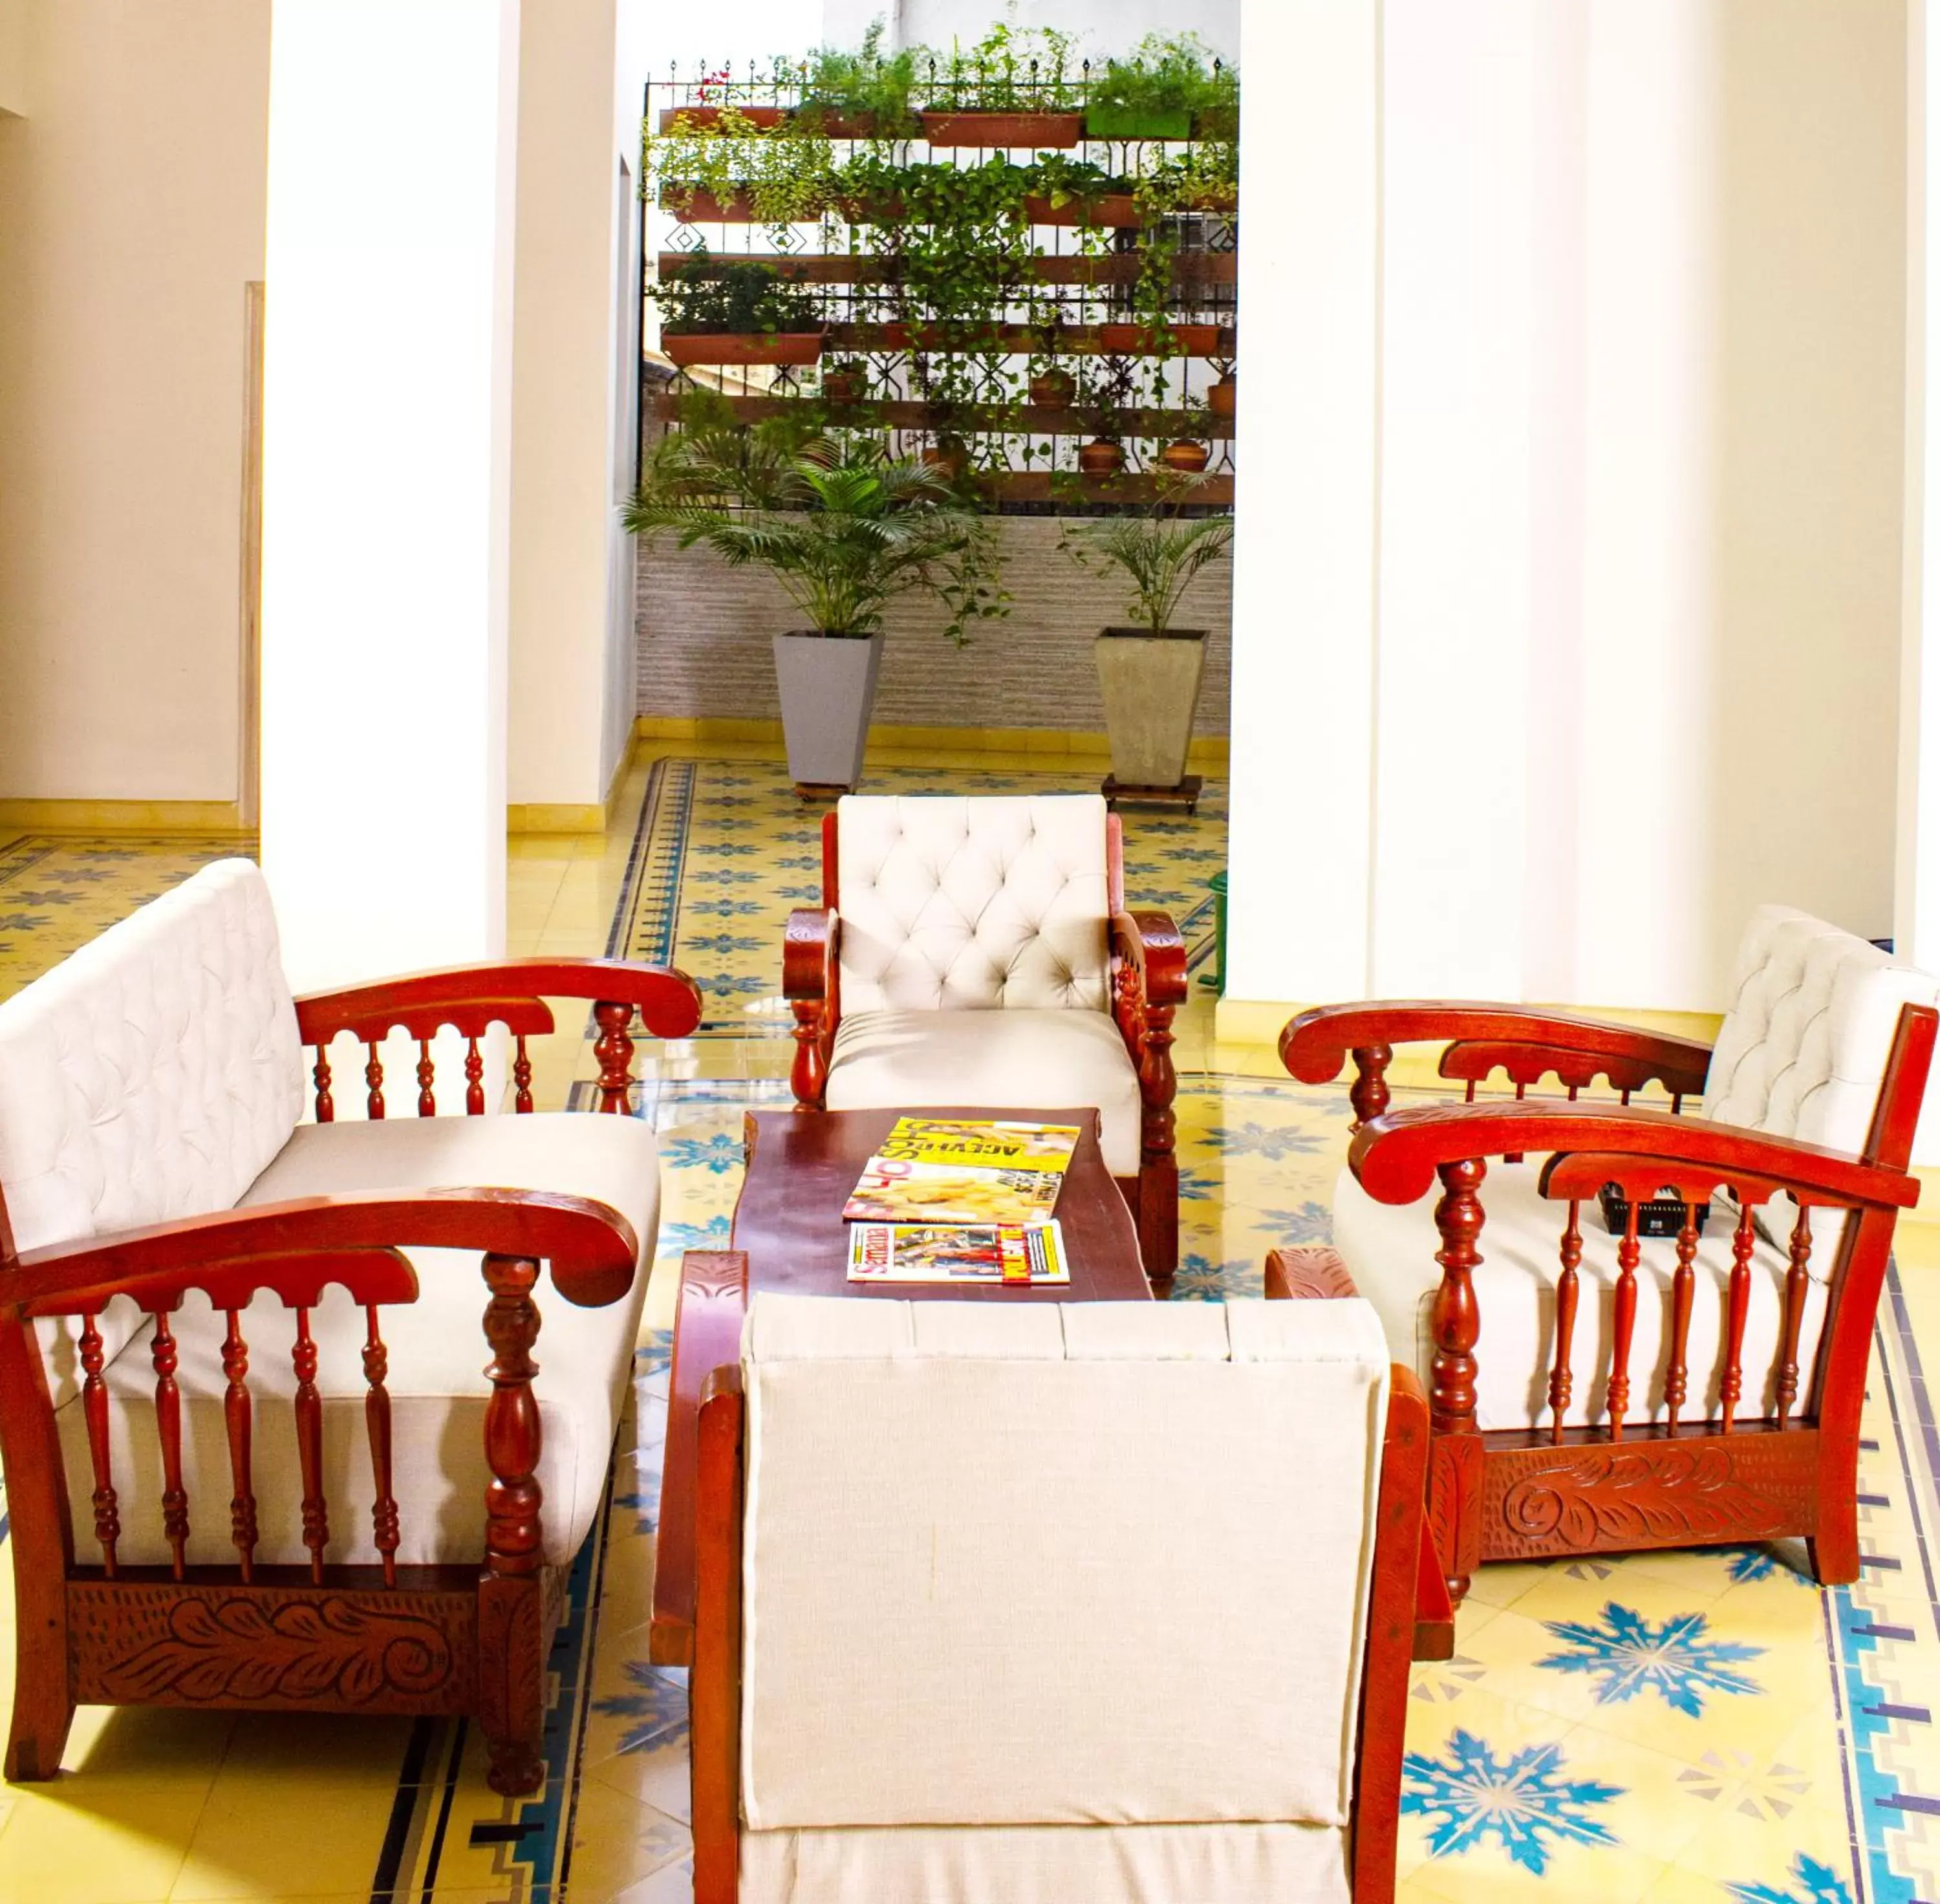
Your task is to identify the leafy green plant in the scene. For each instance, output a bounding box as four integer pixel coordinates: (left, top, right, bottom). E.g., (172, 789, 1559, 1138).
(1059, 477, 1233, 633)
(1088, 34, 1234, 124)
(799, 19, 920, 135)
(644, 106, 840, 231)
(649, 257, 821, 336)
(934, 19, 1080, 112)
(626, 406, 1008, 644)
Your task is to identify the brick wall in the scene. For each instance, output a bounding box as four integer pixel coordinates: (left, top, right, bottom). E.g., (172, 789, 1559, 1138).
(634, 517, 1232, 734)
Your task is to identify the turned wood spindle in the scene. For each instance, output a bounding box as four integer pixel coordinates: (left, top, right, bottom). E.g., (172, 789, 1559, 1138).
(416, 1039, 436, 1117)
(79, 1312, 120, 1575)
(221, 1309, 257, 1581)
(292, 1309, 329, 1583)
(789, 1001, 828, 1108)
(1348, 1043, 1392, 1130)
(313, 1046, 335, 1123)
(151, 1312, 189, 1581)
(364, 1307, 400, 1588)
(365, 1043, 386, 1120)
(513, 1035, 534, 1115)
(1430, 1157, 1486, 1603)
(1721, 1199, 1756, 1433)
(482, 1254, 545, 1579)
(1665, 1204, 1698, 1436)
(464, 1035, 486, 1116)
(1776, 1203, 1813, 1429)
(594, 1002, 636, 1115)
(1548, 1203, 1582, 1444)
(1607, 1203, 1641, 1441)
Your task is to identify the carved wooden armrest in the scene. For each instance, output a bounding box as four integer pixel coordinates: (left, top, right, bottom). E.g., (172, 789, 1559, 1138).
(652, 1251, 749, 1669)
(782, 910, 839, 1108)
(295, 959, 704, 1117)
(1348, 1100, 1917, 1212)
(1110, 909, 1189, 1010)
(1282, 1001, 1715, 1126)
(1109, 910, 1186, 1123)
(1264, 1246, 1360, 1299)
(10, 1187, 643, 1311)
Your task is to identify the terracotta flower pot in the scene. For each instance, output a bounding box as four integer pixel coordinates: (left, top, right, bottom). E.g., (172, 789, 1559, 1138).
(1029, 369, 1077, 407)
(920, 111, 1084, 149)
(1160, 440, 1211, 474)
(1077, 439, 1126, 476)
(1208, 374, 1236, 420)
(821, 367, 868, 403)
(656, 105, 789, 133)
(662, 332, 825, 367)
(922, 441, 971, 479)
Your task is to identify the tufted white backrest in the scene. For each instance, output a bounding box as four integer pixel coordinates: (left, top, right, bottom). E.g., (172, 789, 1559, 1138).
(1703, 905, 1940, 1161)
(738, 1292, 1390, 1832)
(835, 795, 1112, 1014)
(0, 859, 305, 1259)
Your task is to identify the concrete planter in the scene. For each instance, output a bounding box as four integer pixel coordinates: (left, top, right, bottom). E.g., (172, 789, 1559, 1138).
(772, 631, 885, 790)
(1094, 627, 1208, 788)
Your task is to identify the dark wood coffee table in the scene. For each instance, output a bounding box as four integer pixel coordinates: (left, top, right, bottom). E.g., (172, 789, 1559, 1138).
(648, 1105, 1150, 1664)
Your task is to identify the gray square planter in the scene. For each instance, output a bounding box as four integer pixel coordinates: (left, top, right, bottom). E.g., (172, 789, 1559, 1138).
(1094, 627, 1209, 788)
(771, 631, 885, 790)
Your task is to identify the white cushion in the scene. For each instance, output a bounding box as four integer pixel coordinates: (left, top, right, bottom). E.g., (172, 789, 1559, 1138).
(738, 1293, 1388, 1833)
(826, 1008, 1143, 1176)
(1333, 1162, 1827, 1433)
(0, 860, 305, 1401)
(1703, 903, 1940, 1158)
(55, 1110, 660, 1570)
(738, 1821, 1350, 1904)
(835, 795, 1111, 1014)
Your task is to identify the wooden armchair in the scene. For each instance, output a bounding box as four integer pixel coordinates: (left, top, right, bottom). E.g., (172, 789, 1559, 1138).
(782, 794, 1187, 1281)
(0, 860, 700, 1793)
(1282, 905, 1938, 1612)
(687, 1284, 1428, 1903)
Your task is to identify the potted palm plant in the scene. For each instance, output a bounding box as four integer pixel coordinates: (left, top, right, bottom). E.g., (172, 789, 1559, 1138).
(1060, 478, 1234, 792)
(625, 407, 1008, 791)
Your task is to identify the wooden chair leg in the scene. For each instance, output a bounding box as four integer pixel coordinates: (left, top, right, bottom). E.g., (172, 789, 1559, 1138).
(5, 1638, 73, 1782)
(480, 1252, 548, 1796)
(1137, 1152, 1178, 1285)
(1808, 1496, 1861, 1588)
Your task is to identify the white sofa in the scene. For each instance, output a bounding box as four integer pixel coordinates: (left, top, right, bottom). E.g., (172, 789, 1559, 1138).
(0, 858, 700, 1792)
(686, 1289, 1430, 1904)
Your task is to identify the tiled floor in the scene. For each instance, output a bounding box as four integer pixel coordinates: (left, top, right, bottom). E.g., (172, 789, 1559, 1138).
(3, 744, 1940, 1902)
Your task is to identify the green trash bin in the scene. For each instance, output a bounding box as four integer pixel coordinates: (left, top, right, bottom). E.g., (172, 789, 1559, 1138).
(1201, 869, 1228, 993)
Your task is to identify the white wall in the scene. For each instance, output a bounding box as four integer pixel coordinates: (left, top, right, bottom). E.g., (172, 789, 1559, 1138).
(0, 0, 268, 802)
(830, 0, 1237, 63)
(259, 0, 520, 995)
(0, 0, 25, 114)
(1227, 0, 1907, 1020)
(506, 0, 627, 810)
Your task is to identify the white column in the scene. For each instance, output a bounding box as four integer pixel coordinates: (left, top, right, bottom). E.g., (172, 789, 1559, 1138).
(1904, 0, 1940, 977)
(259, 0, 521, 995)
(1220, 0, 1380, 1020)
(1370, 0, 1535, 999)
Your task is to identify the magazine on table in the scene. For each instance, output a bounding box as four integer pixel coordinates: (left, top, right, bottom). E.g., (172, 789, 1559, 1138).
(841, 1117, 1080, 1228)
(846, 1220, 1072, 1286)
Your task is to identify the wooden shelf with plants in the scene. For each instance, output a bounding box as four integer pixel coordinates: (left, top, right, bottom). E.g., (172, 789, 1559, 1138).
(640, 24, 1240, 508)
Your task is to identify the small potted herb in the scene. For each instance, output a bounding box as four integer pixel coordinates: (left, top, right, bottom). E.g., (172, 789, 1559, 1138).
(921, 23, 1083, 149)
(626, 406, 1008, 792)
(797, 23, 921, 138)
(1083, 34, 1234, 144)
(649, 257, 824, 366)
(821, 359, 869, 403)
(1061, 477, 1233, 791)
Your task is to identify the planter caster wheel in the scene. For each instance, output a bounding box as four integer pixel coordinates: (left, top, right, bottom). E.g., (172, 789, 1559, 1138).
(793, 781, 852, 803)
(1101, 773, 1203, 817)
